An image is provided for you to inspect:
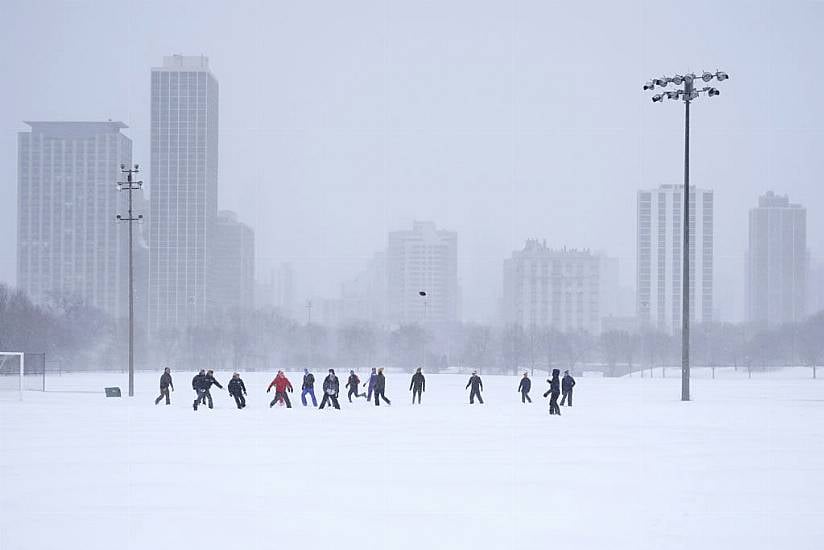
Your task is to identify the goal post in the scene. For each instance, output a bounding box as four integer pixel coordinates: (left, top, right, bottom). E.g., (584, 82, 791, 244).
(0, 352, 25, 401)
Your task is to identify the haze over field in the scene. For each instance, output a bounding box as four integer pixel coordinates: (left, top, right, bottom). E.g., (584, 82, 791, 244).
(2, 0, 823, 322)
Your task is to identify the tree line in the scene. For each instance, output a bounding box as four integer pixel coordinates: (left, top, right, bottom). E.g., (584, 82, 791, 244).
(2, 283, 823, 377)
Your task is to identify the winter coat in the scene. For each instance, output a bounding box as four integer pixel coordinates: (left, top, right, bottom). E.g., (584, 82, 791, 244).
(410, 372, 425, 391)
(562, 374, 576, 392)
(375, 372, 387, 392)
(346, 374, 360, 389)
(302, 373, 315, 389)
(366, 372, 378, 389)
(192, 373, 207, 391)
(203, 374, 223, 390)
(323, 374, 340, 396)
(268, 374, 293, 393)
(466, 375, 483, 392)
(545, 376, 561, 396)
(160, 372, 173, 390)
(228, 378, 246, 396)
(518, 377, 531, 393)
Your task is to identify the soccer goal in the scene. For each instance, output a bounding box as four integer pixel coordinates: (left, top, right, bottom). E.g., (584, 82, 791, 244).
(0, 352, 25, 400)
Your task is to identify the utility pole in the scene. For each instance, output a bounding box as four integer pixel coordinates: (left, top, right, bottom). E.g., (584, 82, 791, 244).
(643, 70, 729, 401)
(117, 164, 143, 397)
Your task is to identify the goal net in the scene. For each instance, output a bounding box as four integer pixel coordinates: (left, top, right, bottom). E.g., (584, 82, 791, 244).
(0, 352, 46, 399)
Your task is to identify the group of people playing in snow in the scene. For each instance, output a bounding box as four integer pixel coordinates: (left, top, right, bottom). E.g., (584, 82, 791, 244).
(154, 366, 576, 414)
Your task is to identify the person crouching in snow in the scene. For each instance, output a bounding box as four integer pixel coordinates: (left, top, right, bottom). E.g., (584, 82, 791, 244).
(346, 370, 366, 402)
(267, 370, 294, 408)
(543, 369, 561, 415)
(228, 373, 247, 409)
(518, 371, 532, 403)
(320, 369, 340, 409)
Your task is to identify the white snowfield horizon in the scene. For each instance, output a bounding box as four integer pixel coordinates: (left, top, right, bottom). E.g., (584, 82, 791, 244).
(1, 372, 822, 550)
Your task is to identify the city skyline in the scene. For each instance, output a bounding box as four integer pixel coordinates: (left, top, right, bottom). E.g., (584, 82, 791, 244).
(2, 2, 823, 324)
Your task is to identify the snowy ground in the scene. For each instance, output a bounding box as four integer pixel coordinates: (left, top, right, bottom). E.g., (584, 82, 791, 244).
(1, 371, 822, 550)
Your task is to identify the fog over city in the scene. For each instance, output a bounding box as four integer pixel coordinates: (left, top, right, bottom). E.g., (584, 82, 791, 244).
(1, 0, 822, 323)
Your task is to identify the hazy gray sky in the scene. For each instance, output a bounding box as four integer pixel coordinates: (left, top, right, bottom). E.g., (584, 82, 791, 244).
(2, 0, 822, 322)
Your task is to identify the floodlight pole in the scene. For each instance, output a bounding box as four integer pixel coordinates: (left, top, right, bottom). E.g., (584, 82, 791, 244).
(118, 165, 143, 398)
(643, 71, 728, 402)
(681, 81, 691, 402)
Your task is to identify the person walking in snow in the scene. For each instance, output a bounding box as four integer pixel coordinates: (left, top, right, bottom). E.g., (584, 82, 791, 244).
(199, 369, 223, 409)
(363, 367, 378, 401)
(409, 367, 425, 404)
(346, 370, 366, 402)
(518, 371, 532, 404)
(301, 368, 317, 407)
(267, 370, 294, 408)
(543, 369, 562, 415)
(466, 371, 484, 404)
(192, 369, 207, 410)
(560, 370, 576, 407)
(228, 372, 247, 409)
(155, 366, 174, 405)
(373, 367, 391, 406)
(320, 369, 340, 409)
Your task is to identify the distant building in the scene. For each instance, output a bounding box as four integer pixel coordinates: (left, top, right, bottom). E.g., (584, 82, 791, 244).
(502, 240, 601, 333)
(808, 259, 824, 317)
(256, 263, 296, 317)
(340, 252, 387, 325)
(637, 184, 714, 333)
(16, 121, 144, 320)
(213, 211, 255, 311)
(149, 55, 218, 332)
(387, 222, 458, 324)
(746, 191, 807, 326)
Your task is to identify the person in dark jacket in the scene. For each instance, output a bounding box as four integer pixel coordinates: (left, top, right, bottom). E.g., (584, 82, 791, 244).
(517, 371, 532, 404)
(301, 369, 317, 407)
(267, 370, 294, 408)
(200, 369, 223, 409)
(409, 367, 425, 404)
(155, 367, 174, 405)
(320, 369, 340, 409)
(560, 370, 576, 406)
(346, 370, 366, 402)
(466, 371, 484, 404)
(192, 369, 207, 410)
(227, 372, 247, 409)
(363, 367, 378, 401)
(543, 369, 561, 415)
(374, 367, 391, 406)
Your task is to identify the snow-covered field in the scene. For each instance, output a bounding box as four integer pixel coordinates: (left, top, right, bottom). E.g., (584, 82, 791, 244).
(1, 371, 822, 550)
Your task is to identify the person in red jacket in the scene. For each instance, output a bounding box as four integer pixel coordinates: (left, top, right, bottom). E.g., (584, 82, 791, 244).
(267, 370, 294, 408)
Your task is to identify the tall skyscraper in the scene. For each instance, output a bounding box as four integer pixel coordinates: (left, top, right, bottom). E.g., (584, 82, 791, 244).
(637, 184, 714, 333)
(213, 211, 255, 311)
(502, 240, 602, 333)
(17, 121, 138, 319)
(149, 55, 218, 332)
(387, 221, 458, 324)
(746, 191, 807, 326)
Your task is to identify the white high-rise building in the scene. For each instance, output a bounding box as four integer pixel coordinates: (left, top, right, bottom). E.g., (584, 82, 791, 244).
(502, 240, 602, 333)
(387, 222, 458, 324)
(637, 184, 714, 333)
(17, 121, 138, 319)
(149, 55, 219, 332)
(746, 191, 807, 326)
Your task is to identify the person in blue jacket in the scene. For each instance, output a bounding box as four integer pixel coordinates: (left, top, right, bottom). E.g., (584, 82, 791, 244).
(363, 367, 378, 401)
(301, 368, 317, 407)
